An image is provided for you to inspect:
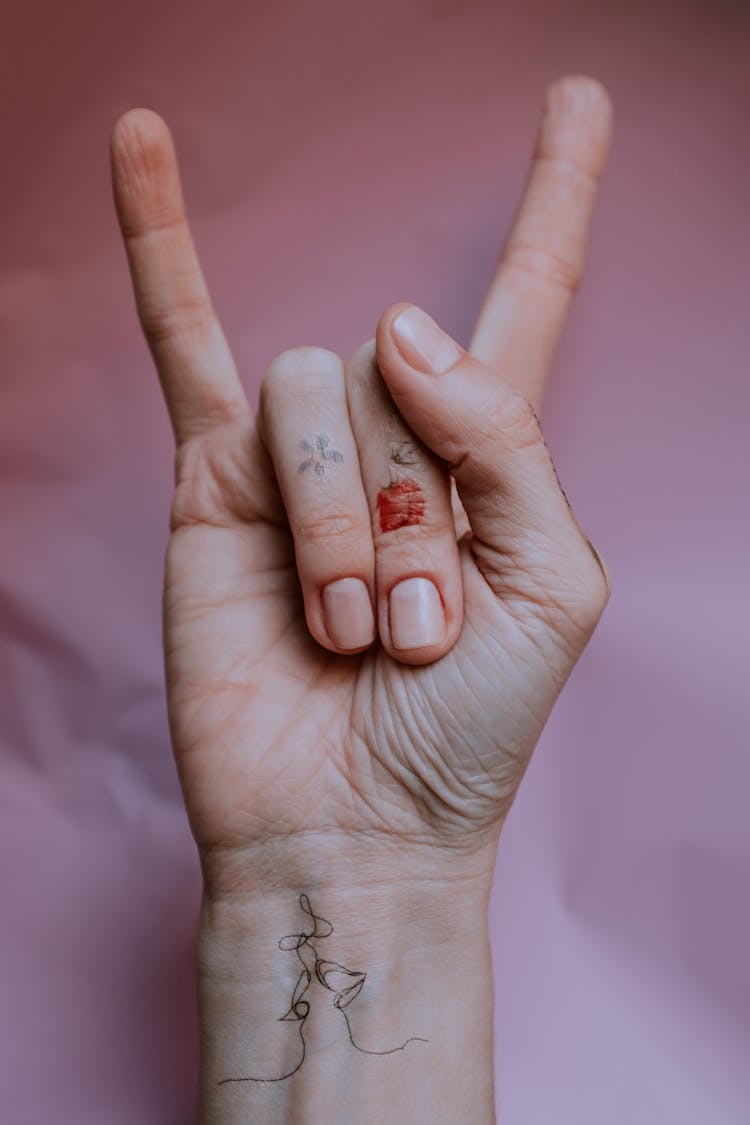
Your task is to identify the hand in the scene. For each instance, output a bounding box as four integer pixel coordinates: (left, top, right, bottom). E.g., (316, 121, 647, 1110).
(110, 76, 612, 886)
(111, 76, 613, 1124)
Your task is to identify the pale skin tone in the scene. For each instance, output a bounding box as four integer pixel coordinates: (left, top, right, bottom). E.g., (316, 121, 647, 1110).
(110, 75, 613, 1123)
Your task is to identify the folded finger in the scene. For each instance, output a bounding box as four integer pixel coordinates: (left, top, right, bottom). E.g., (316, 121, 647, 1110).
(259, 346, 376, 654)
(345, 341, 463, 665)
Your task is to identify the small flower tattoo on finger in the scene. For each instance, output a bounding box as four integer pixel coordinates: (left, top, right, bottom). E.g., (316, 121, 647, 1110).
(298, 434, 344, 476)
(389, 441, 418, 467)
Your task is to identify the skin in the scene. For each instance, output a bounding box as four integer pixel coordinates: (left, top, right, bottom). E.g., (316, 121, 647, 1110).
(110, 74, 614, 1122)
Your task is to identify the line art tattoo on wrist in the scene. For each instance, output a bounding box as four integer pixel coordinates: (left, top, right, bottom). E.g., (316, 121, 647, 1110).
(217, 893, 428, 1086)
(298, 434, 343, 476)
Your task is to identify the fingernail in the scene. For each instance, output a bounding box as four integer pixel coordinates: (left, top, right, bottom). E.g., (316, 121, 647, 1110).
(322, 578, 376, 650)
(389, 577, 445, 650)
(391, 306, 462, 374)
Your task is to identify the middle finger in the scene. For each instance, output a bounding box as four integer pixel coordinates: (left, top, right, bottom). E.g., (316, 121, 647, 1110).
(346, 341, 463, 665)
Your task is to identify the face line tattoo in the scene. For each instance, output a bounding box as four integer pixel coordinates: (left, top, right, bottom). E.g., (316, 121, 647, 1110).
(298, 433, 344, 476)
(217, 893, 428, 1086)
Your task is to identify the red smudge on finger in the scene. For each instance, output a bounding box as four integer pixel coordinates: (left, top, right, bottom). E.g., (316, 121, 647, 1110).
(377, 478, 425, 532)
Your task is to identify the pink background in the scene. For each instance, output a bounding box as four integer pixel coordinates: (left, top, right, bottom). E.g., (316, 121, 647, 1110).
(2, 0, 748, 1121)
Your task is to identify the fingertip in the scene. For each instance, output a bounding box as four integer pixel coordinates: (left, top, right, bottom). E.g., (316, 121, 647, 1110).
(260, 344, 345, 426)
(539, 74, 614, 173)
(378, 304, 464, 378)
(375, 300, 418, 353)
(379, 574, 463, 668)
(110, 107, 173, 165)
(320, 577, 377, 654)
(378, 299, 417, 326)
(109, 108, 183, 235)
(265, 344, 342, 382)
(545, 74, 614, 123)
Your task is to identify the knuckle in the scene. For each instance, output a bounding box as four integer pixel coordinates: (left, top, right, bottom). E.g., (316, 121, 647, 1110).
(504, 237, 582, 296)
(568, 550, 612, 632)
(140, 297, 215, 346)
(294, 506, 368, 545)
(371, 521, 457, 599)
(372, 512, 453, 554)
(487, 389, 543, 448)
(531, 576, 606, 654)
(580, 574, 610, 627)
(373, 533, 425, 563)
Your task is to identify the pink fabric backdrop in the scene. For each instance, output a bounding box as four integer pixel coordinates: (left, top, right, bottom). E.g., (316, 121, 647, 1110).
(2, 0, 748, 1120)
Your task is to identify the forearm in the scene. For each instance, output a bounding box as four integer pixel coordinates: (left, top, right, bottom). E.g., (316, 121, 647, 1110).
(196, 834, 498, 1125)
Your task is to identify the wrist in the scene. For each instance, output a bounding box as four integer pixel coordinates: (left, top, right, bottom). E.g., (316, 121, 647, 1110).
(196, 830, 499, 1124)
(198, 829, 497, 1037)
(199, 825, 499, 899)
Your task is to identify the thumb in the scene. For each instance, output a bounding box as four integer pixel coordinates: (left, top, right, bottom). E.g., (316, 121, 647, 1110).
(375, 301, 611, 626)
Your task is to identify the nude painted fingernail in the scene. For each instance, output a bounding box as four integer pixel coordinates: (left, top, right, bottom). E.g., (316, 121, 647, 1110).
(322, 578, 376, 650)
(389, 577, 445, 650)
(391, 306, 462, 374)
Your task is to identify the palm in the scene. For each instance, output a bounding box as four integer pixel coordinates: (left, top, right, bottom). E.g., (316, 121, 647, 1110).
(165, 414, 571, 854)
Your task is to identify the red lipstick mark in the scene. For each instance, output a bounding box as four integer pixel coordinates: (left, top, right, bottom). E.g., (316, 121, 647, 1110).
(377, 478, 425, 532)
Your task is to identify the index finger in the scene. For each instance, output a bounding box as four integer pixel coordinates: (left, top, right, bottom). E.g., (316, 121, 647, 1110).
(468, 75, 613, 412)
(110, 108, 250, 445)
